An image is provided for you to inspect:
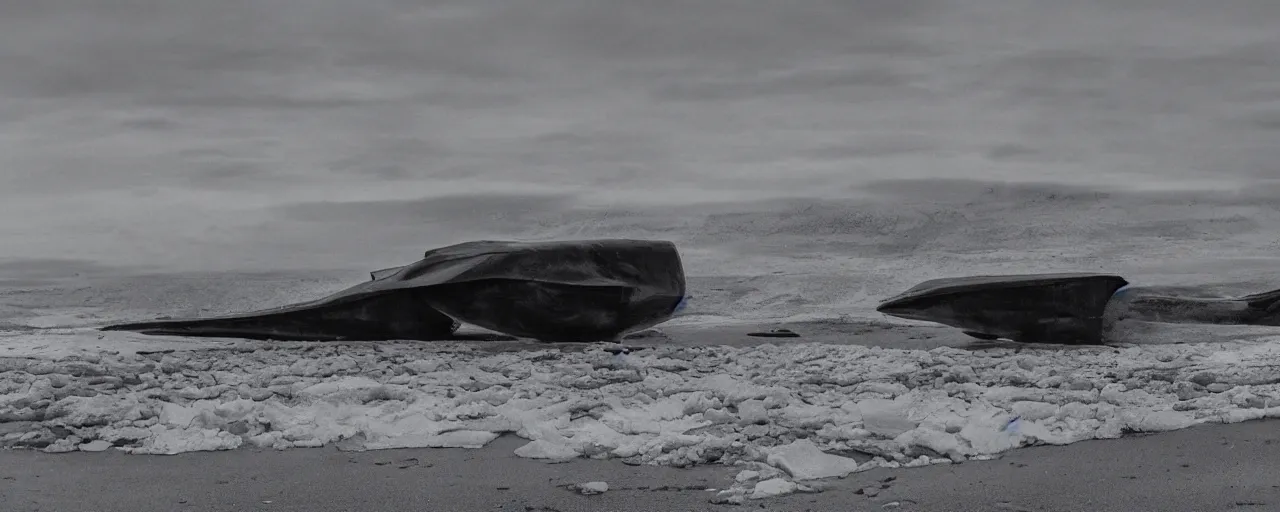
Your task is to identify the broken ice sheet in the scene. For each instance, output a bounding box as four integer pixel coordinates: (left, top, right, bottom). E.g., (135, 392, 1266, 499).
(3, 334, 1280, 477)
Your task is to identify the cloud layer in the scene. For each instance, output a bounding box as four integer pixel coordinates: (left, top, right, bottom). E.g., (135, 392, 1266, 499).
(1, 0, 1278, 270)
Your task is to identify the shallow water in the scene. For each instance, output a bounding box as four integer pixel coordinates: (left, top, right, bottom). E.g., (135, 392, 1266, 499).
(5, 185, 1280, 336)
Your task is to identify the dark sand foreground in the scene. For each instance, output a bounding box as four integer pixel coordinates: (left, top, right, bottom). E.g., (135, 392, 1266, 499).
(4, 420, 1278, 512)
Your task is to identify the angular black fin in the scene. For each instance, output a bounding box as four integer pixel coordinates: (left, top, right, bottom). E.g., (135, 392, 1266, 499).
(101, 288, 459, 341)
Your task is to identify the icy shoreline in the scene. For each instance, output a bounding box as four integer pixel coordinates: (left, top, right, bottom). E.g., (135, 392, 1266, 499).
(4, 336, 1280, 501)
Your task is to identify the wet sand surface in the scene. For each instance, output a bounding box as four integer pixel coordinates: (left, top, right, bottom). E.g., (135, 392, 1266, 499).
(3, 420, 1279, 512)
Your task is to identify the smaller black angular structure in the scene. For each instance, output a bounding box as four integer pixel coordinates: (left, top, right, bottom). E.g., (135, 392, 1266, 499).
(1110, 286, 1280, 327)
(876, 273, 1130, 345)
(103, 239, 687, 343)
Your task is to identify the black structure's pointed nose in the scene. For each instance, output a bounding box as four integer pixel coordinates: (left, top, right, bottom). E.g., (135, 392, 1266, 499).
(874, 298, 904, 314)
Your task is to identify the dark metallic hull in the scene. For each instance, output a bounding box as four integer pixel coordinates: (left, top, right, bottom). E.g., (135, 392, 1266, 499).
(103, 239, 686, 343)
(876, 273, 1130, 344)
(1112, 286, 1280, 327)
(100, 288, 459, 341)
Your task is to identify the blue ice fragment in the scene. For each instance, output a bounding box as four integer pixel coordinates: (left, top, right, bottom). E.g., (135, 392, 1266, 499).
(1003, 415, 1022, 434)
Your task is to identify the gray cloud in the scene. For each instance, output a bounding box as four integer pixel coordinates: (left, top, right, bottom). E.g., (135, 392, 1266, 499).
(2, 0, 1279, 270)
(0, 258, 141, 280)
(800, 136, 939, 161)
(0, 0, 519, 104)
(857, 178, 1280, 206)
(985, 144, 1044, 162)
(494, 0, 938, 65)
(187, 161, 270, 190)
(1240, 109, 1280, 131)
(119, 117, 182, 131)
(651, 65, 916, 103)
(858, 179, 1115, 205)
(274, 192, 577, 227)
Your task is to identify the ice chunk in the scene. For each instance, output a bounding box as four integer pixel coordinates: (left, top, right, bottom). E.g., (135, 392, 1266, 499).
(957, 415, 1026, 455)
(858, 399, 919, 437)
(895, 427, 965, 460)
(737, 399, 769, 425)
(130, 428, 243, 455)
(299, 377, 383, 397)
(766, 439, 862, 480)
(1121, 410, 1195, 432)
(750, 478, 799, 500)
(79, 440, 113, 452)
(46, 395, 144, 427)
(575, 481, 609, 495)
(1010, 401, 1058, 421)
(514, 439, 580, 460)
(158, 401, 204, 428)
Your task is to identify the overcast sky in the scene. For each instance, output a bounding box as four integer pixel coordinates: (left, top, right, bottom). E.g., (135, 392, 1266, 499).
(1, 0, 1278, 271)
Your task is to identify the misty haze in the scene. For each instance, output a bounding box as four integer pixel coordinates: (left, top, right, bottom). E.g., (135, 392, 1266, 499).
(3, 1, 1280, 511)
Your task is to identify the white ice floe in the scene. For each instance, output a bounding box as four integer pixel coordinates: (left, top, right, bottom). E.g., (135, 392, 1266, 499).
(574, 481, 609, 495)
(5, 329, 1280, 501)
(749, 478, 798, 500)
(766, 439, 862, 480)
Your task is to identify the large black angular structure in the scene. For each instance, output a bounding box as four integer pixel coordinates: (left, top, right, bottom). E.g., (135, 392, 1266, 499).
(102, 239, 687, 343)
(877, 273, 1280, 345)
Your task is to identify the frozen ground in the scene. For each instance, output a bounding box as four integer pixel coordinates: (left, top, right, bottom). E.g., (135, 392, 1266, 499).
(5, 325, 1280, 503)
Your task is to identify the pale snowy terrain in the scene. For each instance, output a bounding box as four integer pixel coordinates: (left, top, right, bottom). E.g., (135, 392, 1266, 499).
(4, 323, 1280, 502)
